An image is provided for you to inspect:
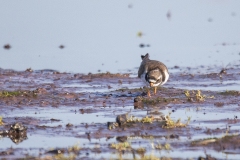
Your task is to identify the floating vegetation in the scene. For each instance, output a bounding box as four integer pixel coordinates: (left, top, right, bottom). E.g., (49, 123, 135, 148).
(0, 117, 3, 125)
(184, 90, 214, 102)
(110, 142, 131, 151)
(162, 113, 190, 129)
(0, 91, 21, 97)
(0, 90, 38, 98)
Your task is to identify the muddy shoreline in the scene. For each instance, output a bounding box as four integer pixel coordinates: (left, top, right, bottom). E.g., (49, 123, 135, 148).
(0, 66, 240, 159)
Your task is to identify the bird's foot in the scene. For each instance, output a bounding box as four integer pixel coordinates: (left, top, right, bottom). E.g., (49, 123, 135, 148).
(147, 91, 151, 97)
(154, 87, 157, 95)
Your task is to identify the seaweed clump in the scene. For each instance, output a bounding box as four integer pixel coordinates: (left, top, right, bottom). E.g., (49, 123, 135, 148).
(0, 91, 22, 97)
(108, 113, 190, 130)
(0, 90, 38, 98)
(184, 90, 214, 102)
(162, 113, 191, 129)
(110, 142, 131, 151)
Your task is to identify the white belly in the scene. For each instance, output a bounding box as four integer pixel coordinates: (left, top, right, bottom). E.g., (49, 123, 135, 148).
(161, 70, 169, 85)
(140, 70, 169, 87)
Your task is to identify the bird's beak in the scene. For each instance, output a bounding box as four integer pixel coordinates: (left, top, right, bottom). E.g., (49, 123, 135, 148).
(149, 82, 153, 87)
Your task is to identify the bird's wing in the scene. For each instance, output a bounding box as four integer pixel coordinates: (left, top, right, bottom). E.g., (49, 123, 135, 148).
(146, 60, 168, 72)
(138, 64, 145, 78)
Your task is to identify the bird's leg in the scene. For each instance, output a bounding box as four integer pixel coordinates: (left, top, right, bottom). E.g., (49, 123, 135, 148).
(147, 88, 151, 97)
(148, 82, 153, 97)
(154, 87, 157, 95)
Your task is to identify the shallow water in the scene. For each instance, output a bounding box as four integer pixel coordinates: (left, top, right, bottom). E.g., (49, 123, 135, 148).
(0, 66, 240, 159)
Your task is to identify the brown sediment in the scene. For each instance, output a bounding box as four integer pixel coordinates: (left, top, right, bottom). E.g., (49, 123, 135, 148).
(0, 67, 240, 159)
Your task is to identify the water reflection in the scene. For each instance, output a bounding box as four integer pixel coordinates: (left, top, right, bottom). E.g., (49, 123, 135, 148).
(1, 1, 240, 73)
(0, 123, 28, 145)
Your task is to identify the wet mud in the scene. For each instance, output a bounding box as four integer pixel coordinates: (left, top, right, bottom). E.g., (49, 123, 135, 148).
(0, 65, 240, 159)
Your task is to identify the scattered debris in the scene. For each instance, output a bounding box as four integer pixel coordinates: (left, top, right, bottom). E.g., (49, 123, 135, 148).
(66, 123, 73, 127)
(59, 45, 65, 49)
(116, 136, 128, 142)
(139, 43, 150, 48)
(166, 10, 171, 20)
(3, 44, 11, 49)
(46, 149, 64, 155)
(219, 68, 227, 75)
(137, 31, 143, 37)
(25, 68, 33, 72)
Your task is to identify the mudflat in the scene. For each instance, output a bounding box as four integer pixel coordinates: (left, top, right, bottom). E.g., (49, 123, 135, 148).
(0, 65, 240, 159)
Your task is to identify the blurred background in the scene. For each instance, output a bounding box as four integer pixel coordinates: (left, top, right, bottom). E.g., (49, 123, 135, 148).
(0, 1, 239, 73)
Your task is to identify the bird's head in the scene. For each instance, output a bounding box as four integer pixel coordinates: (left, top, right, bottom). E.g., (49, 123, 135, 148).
(141, 53, 149, 60)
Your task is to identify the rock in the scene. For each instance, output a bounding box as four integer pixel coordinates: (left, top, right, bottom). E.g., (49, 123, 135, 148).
(116, 136, 128, 142)
(8, 122, 28, 144)
(116, 113, 130, 126)
(10, 122, 27, 132)
(66, 123, 73, 127)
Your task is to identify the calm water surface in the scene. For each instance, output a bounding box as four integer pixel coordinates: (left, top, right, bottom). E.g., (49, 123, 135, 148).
(0, 1, 239, 73)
